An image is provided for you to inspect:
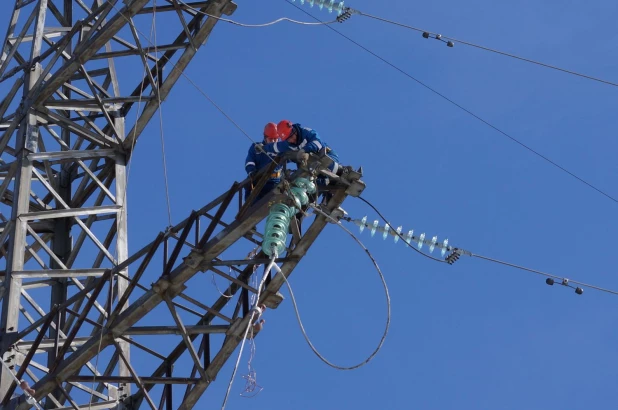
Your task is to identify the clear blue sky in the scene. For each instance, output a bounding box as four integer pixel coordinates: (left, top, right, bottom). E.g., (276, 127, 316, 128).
(2, 0, 618, 409)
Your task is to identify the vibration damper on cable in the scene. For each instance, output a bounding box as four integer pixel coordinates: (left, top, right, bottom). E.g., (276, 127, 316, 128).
(545, 277, 584, 295)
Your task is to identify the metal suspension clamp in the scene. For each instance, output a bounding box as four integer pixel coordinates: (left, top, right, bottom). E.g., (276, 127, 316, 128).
(328, 207, 348, 223)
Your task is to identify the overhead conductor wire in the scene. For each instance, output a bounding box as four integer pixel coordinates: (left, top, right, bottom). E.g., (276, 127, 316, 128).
(469, 253, 618, 296)
(355, 197, 618, 296)
(284, 0, 618, 206)
(358, 12, 618, 88)
(152, 0, 174, 227)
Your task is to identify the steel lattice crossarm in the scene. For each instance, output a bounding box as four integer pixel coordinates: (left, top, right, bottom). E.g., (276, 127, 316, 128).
(0, 0, 237, 408)
(0, 164, 365, 410)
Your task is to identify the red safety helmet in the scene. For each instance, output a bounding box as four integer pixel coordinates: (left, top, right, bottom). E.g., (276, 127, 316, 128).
(263, 122, 279, 142)
(277, 120, 294, 141)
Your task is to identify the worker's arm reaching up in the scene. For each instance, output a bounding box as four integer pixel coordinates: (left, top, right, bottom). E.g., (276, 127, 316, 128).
(295, 126, 326, 153)
(260, 139, 297, 155)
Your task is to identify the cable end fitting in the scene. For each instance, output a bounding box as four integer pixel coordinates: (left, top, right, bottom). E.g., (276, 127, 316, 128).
(337, 7, 355, 23)
(445, 249, 461, 265)
(251, 304, 266, 317)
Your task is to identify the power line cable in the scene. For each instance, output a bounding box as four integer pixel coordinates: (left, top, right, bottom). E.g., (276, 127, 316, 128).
(354, 196, 618, 296)
(470, 252, 618, 296)
(284, 0, 618, 206)
(153, 0, 174, 227)
(287, 204, 390, 370)
(177, 71, 298, 191)
(358, 12, 618, 88)
(175, 0, 340, 27)
(174, 71, 259, 146)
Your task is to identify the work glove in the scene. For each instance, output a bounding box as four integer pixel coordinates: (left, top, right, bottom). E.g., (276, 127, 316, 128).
(254, 143, 264, 153)
(294, 149, 309, 164)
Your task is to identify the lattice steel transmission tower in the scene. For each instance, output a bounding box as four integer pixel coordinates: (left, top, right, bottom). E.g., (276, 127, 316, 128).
(0, 1, 367, 408)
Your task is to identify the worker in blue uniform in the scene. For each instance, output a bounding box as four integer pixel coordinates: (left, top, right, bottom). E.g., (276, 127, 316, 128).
(260, 120, 341, 177)
(244, 122, 283, 204)
(258, 120, 342, 205)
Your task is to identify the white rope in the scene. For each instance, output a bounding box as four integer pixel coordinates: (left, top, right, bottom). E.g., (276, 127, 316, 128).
(240, 248, 265, 397)
(239, 335, 263, 398)
(211, 268, 233, 299)
(220, 252, 277, 410)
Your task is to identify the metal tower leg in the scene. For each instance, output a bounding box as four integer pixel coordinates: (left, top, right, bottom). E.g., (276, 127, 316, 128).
(1, 0, 48, 400)
(0, 0, 239, 407)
